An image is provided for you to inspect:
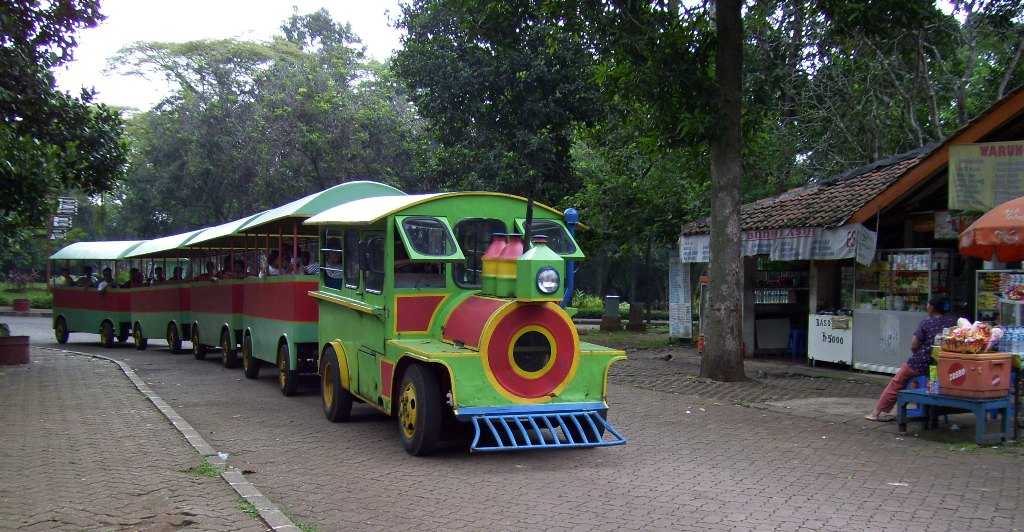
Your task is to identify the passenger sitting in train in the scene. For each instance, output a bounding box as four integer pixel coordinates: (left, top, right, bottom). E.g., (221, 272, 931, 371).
(233, 258, 247, 277)
(149, 266, 166, 285)
(300, 251, 319, 275)
(75, 266, 96, 287)
(170, 266, 184, 282)
(217, 256, 232, 278)
(58, 268, 74, 286)
(121, 268, 142, 288)
(267, 250, 284, 276)
(323, 251, 342, 289)
(195, 261, 216, 281)
(97, 268, 115, 292)
(284, 250, 297, 274)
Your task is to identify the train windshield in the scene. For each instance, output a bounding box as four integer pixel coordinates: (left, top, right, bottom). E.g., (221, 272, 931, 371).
(516, 218, 582, 258)
(395, 216, 465, 262)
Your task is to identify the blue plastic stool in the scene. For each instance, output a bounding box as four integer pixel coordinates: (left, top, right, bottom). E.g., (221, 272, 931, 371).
(903, 376, 928, 418)
(788, 328, 807, 360)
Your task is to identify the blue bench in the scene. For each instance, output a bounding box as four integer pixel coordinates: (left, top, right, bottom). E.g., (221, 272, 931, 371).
(897, 388, 1012, 445)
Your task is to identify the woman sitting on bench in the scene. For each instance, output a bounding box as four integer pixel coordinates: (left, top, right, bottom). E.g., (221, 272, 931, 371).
(866, 296, 959, 422)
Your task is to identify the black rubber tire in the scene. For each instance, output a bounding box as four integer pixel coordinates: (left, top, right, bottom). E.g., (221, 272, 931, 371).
(320, 346, 352, 422)
(99, 321, 114, 348)
(221, 329, 239, 369)
(192, 326, 206, 360)
(133, 323, 147, 350)
(242, 334, 260, 379)
(54, 317, 69, 344)
(278, 342, 298, 396)
(167, 323, 182, 354)
(397, 364, 443, 456)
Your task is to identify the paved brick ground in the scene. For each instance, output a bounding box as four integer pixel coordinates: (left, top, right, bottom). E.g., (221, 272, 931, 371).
(610, 346, 885, 402)
(6, 316, 1024, 532)
(27, 339, 1022, 532)
(0, 350, 266, 531)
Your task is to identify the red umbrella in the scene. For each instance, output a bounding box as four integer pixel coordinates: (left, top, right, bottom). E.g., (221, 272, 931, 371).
(960, 196, 1024, 261)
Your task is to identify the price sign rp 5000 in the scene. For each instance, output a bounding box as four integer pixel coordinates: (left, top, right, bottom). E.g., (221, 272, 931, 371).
(809, 314, 854, 365)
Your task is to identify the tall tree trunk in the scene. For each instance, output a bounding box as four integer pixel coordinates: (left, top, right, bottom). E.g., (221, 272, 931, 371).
(702, 0, 746, 382)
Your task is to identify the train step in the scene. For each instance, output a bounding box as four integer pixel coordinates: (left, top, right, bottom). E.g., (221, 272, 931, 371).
(469, 410, 626, 452)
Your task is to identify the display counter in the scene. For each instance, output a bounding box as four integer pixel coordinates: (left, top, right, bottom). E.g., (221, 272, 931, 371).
(851, 309, 926, 374)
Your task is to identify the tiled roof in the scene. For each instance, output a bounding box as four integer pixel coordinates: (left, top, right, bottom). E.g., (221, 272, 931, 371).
(681, 148, 929, 235)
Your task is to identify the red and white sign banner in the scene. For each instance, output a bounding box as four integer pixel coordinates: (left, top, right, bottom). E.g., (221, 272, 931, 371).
(679, 224, 877, 265)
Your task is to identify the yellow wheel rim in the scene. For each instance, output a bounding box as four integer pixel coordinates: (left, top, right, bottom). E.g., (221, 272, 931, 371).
(279, 353, 287, 388)
(399, 381, 418, 440)
(323, 363, 335, 407)
(100, 325, 109, 345)
(133, 327, 140, 345)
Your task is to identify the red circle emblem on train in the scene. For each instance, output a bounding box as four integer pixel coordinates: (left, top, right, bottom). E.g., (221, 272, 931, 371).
(482, 303, 578, 399)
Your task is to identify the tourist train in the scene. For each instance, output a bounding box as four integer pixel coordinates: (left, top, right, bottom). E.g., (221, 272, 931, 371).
(49, 182, 626, 455)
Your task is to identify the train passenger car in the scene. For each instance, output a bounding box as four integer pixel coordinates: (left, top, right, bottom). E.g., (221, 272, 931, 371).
(304, 192, 627, 455)
(231, 181, 405, 394)
(50, 241, 143, 346)
(123, 230, 204, 352)
(184, 213, 265, 368)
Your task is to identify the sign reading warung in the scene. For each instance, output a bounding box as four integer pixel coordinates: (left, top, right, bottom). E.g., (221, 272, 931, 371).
(949, 141, 1024, 211)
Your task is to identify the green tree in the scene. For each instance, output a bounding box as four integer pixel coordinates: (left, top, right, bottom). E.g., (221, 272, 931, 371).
(393, 0, 603, 204)
(109, 10, 425, 236)
(0, 0, 128, 248)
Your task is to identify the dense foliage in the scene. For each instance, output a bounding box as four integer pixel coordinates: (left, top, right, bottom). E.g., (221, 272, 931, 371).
(0, 0, 128, 249)
(393, 1, 602, 203)
(18, 2, 1024, 300)
(109, 10, 425, 237)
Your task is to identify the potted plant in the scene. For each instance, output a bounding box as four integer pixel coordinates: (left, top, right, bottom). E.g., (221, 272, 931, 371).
(0, 323, 30, 365)
(5, 269, 36, 312)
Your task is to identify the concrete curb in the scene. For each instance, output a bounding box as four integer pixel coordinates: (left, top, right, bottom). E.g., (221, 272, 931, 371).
(35, 347, 300, 532)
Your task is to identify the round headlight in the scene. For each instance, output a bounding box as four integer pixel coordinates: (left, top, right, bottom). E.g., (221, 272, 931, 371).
(536, 267, 560, 294)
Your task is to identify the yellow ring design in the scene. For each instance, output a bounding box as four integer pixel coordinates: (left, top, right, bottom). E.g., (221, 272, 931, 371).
(506, 325, 558, 379)
(478, 301, 580, 404)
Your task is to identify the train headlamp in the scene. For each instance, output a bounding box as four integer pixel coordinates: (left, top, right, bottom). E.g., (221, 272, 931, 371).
(536, 267, 560, 294)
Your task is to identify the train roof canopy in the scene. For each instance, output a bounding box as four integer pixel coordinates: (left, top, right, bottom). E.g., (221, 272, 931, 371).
(125, 229, 206, 258)
(49, 240, 145, 261)
(185, 212, 267, 249)
(303, 192, 564, 226)
(239, 180, 406, 235)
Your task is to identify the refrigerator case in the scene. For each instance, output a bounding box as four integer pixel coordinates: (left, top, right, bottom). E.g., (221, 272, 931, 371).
(976, 270, 1024, 325)
(851, 248, 952, 374)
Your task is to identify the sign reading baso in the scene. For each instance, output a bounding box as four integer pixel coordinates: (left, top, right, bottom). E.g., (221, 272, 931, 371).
(808, 314, 853, 365)
(949, 141, 1024, 211)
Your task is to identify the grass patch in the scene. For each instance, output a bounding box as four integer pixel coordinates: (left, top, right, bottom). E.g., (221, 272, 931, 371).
(180, 457, 223, 478)
(579, 326, 671, 350)
(0, 282, 52, 309)
(238, 499, 260, 519)
(295, 520, 319, 532)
